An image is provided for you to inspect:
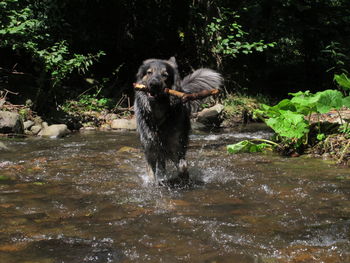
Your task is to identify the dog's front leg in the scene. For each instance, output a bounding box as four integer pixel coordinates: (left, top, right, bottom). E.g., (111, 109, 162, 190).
(177, 159, 189, 182)
(145, 155, 166, 185)
(146, 162, 156, 182)
(154, 158, 166, 185)
(145, 150, 157, 182)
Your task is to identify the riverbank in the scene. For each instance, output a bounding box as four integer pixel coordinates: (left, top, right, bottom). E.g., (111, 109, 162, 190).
(0, 92, 264, 136)
(2, 93, 350, 166)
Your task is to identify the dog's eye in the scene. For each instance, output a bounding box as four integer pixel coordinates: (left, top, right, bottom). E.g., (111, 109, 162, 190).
(146, 70, 153, 75)
(161, 72, 168, 78)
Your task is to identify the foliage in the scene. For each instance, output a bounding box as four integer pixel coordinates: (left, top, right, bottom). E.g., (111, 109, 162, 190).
(334, 73, 350, 94)
(207, 10, 275, 57)
(228, 77, 350, 155)
(250, 86, 350, 153)
(265, 110, 309, 139)
(223, 93, 270, 122)
(61, 92, 114, 114)
(227, 140, 272, 154)
(35, 41, 105, 87)
(339, 123, 350, 136)
(256, 90, 348, 136)
(206, 8, 275, 67)
(322, 41, 349, 74)
(0, 0, 105, 103)
(1, 0, 350, 113)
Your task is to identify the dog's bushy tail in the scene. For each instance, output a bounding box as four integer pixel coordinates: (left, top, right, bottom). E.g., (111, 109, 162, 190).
(181, 68, 223, 112)
(181, 68, 223, 93)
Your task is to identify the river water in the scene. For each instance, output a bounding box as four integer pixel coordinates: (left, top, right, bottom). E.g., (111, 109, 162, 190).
(0, 125, 349, 263)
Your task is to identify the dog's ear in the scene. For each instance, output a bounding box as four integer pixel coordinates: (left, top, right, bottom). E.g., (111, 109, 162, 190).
(167, 57, 177, 67)
(136, 64, 147, 81)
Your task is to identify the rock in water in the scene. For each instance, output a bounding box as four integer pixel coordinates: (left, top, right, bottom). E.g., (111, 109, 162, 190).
(196, 104, 224, 126)
(38, 123, 70, 138)
(111, 118, 137, 130)
(0, 111, 24, 134)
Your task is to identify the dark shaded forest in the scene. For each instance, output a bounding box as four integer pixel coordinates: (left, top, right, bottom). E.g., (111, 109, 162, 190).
(0, 0, 349, 114)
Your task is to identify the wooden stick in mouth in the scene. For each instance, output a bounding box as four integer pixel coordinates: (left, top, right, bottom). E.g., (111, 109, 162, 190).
(133, 83, 220, 102)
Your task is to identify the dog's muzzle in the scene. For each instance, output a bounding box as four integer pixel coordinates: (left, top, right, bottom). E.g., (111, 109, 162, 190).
(147, 78, 165, 98)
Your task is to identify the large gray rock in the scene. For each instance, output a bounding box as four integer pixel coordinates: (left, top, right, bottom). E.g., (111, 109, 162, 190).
(38, 122, 70, 138)
(191, 120, 207, 130)
(0, 111, 24, 134)
(197, 104, 224, 126)
(111, 118, 137, 130)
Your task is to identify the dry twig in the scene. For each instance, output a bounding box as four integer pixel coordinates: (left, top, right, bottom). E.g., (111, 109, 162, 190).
(133, 83, 220, 102)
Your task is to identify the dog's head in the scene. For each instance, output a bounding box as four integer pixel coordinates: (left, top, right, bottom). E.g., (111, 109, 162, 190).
(136, 57, 180, 100)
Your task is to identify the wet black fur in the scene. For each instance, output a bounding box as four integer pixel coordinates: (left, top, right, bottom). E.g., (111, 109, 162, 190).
(134, 57, 222, 185)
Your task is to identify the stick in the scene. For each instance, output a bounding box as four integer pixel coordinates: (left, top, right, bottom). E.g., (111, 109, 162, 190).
(133, 83, 220, 102)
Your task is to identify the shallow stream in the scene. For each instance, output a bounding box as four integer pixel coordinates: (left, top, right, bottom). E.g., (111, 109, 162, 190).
(0, 125, 349, 262)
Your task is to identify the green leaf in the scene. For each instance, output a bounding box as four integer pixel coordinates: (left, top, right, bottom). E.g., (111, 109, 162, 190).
(227, 140, 269, 154)
(272, 99, 296, 112)
(334, 73, 350, 90)
(317, 133, 326, 141)
(342, 96, 350, 108)
(259, 99, 296, 118)
(315, 89, 344, 113)
(290, 90, 319, 115)
(266, 110, 309, 139)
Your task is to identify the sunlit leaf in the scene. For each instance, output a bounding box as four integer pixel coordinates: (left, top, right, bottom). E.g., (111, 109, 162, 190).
(227, 140, 270, 154)
(315, 89, 343, 113)
(334, 73, 350, 91)
(266, 110, 309, 139)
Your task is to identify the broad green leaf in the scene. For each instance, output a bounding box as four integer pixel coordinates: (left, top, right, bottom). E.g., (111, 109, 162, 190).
(315, 89, 344, 113)
(290, 91, 319, 115)
(271, 99, 296, 112)
(227, 140, 269, 154)
(289, 90, 312, 97)
(334, 73, 350, 91)
(266, 110, 309, 139)
(342, 96, 350, 108)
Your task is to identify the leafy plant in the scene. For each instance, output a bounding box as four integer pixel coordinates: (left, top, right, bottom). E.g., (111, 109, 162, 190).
(334, 73, 350, 95)
(36, 41, 105, 87)
(322, 41, 349, 74)
(231, 86, 350, 155)
(256, 90, 350, 139)
(265, 110, 309, 139)
(206, 8, 275, 67)
(0, 0, 105, 103)
(223, 93, 270, 123)
(61, 87, 114, 114)
(227, 139, 276, 154)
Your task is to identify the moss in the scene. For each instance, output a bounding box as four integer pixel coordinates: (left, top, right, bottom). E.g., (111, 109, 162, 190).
(222, 93, 271, 125)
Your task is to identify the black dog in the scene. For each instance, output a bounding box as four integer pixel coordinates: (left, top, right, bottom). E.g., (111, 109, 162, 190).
(134, 57, 223, 185)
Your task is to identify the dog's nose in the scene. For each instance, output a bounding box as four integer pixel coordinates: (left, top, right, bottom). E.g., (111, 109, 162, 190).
(149, 78, 161, 88)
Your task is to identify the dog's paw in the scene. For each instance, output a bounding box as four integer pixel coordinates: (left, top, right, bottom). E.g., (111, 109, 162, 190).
(178, 159, 188, 173)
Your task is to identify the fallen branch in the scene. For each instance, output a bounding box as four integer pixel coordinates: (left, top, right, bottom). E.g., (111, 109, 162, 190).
(133, 83, 220, 102)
